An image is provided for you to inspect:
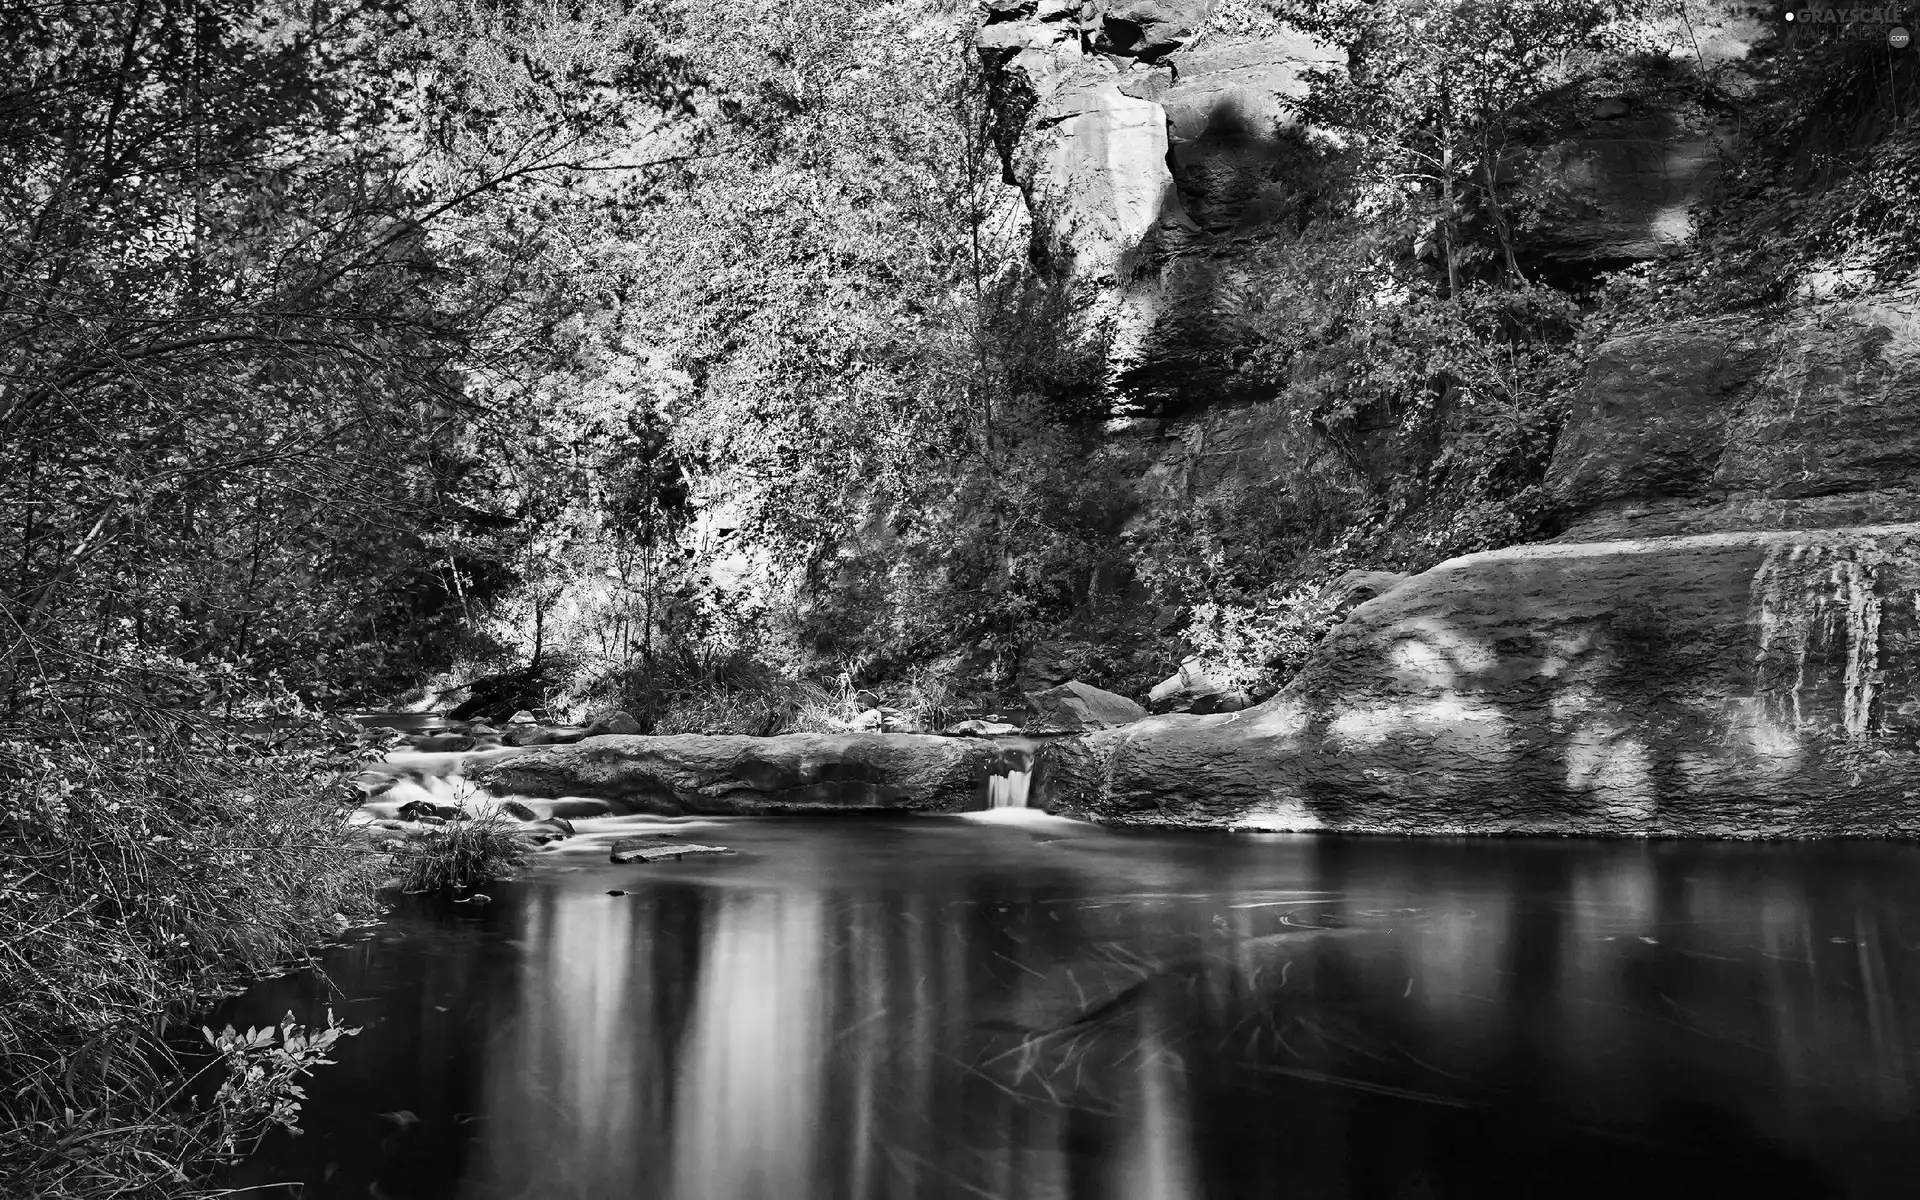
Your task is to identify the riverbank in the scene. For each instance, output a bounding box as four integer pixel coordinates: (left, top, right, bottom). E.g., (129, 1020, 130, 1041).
(0, 719, 387, 1199)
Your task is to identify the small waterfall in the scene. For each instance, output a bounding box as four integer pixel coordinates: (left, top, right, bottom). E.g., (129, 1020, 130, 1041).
(987, 767, 1033, 809)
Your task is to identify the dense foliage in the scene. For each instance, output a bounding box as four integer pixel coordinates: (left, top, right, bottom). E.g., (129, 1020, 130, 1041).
(0, 720, 380, 1196)
(1, 0, 701, 727)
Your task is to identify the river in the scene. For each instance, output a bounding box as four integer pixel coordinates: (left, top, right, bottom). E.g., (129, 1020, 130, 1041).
(218, 812, 1920, 1198)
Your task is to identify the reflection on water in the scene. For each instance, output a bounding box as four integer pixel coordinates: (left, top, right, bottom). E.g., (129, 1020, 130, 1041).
(220, 821, 1920, 1198)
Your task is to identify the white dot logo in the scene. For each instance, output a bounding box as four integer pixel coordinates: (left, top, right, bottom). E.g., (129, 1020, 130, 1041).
(1892, 25, 1912, 49)
(1784, 9, 1795, 20)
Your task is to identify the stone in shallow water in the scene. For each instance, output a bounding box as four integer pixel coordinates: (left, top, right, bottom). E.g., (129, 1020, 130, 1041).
(409, 733, 476, 753)
(502, 726, 561, 747)
(396, 799, 461, 822)
(608, 837, 732, 864)
(518, 817, 575, 847)
(943, 719, 1022, 737)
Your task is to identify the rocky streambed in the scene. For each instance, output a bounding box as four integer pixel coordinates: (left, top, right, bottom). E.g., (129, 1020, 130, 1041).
(350, 719, 1050, 854)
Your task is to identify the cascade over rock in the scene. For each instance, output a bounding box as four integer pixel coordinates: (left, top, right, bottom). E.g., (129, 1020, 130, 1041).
(1036, 293, 1920, 834)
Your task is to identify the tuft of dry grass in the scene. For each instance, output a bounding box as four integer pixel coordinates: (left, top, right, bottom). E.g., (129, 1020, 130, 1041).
(388, 808, 526, 892)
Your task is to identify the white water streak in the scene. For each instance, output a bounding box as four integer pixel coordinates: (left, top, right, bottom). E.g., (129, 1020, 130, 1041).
(988, 768, 1033, 809)
(1749, 541, 1883, 737)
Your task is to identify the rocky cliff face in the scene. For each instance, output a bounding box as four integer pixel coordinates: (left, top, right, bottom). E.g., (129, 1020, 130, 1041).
(975, 0, 1750, 397)
(977, 0, 1339, 407)
(1548, 292, 1920, 539)
(972, 0, 1760, 670)
(1037, 292, 1920, 834)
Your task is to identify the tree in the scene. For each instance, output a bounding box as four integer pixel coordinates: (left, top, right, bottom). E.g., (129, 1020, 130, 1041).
(1279, 0, 1652, 292)
(0, 0, 702, 726)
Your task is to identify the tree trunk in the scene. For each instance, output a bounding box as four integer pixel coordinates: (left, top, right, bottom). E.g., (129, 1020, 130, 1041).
(1482, 129, 1526, 287)
(1440, 97, 1461, 298)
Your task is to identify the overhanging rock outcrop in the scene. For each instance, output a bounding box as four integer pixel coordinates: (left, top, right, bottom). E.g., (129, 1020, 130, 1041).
(472, 733, 1020, 815)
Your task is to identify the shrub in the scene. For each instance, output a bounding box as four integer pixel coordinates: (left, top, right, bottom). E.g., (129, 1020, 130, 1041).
(1181, 585, 1345, 698)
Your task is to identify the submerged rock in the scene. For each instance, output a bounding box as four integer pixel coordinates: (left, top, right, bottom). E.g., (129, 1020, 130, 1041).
(1022, 680, 1147, 733)
(473, 733, 1011, 815)
(408, 733, 476, 753)
(540, 797, 615, 820)
(520, 818, 572, 846)
(609, 837, 732, 864)
(943, 719, 1023, 737)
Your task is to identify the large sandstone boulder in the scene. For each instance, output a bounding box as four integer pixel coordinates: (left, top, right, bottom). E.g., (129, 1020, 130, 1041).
(1038, 525, 1920, 835)
(471, 733, 1019, 815)
(1023, 680, 1147, 733)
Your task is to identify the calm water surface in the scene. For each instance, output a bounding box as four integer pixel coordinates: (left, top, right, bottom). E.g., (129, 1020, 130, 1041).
(221, 815, 1920, 1198)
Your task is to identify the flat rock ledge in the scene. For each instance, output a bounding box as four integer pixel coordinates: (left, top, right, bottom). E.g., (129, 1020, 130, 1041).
(471, 732, 1021, 815)
(1035, 525, 1920, 839)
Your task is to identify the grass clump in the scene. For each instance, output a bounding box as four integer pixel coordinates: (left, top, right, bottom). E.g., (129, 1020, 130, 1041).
(389, 808, 527, 893)
(0, 717, 384, 1198)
